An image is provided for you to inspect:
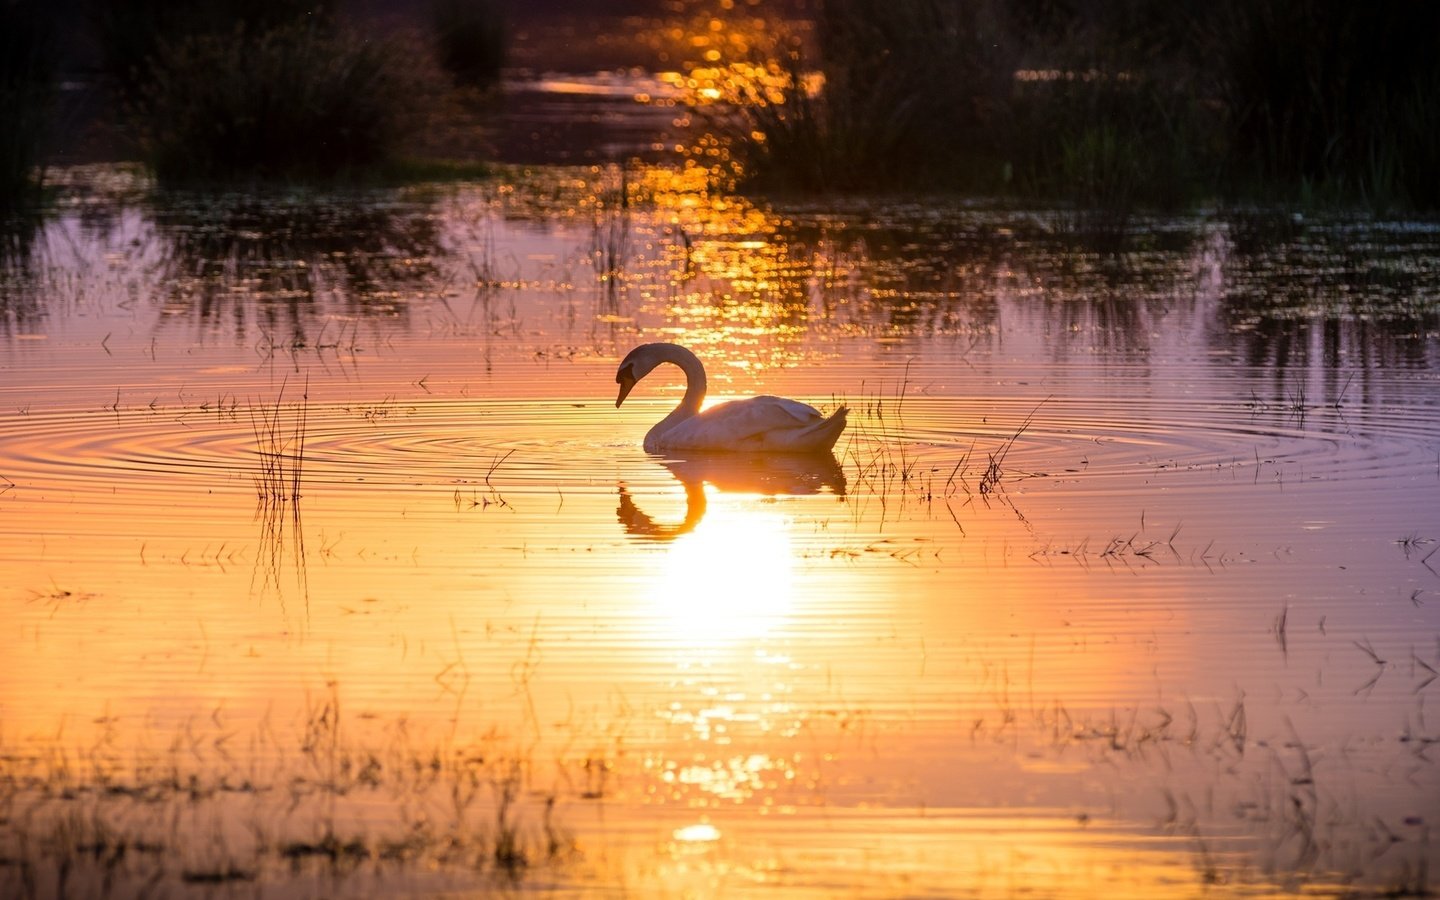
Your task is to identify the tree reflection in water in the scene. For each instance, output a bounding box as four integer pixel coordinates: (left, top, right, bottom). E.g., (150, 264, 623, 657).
(150, 191, 444, 346)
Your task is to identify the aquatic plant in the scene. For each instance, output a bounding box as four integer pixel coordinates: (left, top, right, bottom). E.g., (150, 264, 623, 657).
(151, 192, 442, 331)
(1000, 71, 1215, 222)
(131, 20, 435, 183)
(251, 381, 309, 603)
(251, 382, 307, 509)
(0, 691, 580, 898)
(591, 166, 631, 301)
(1205, 0, 1440, 210)
(711, 0, 1437, 210)
(720, 0, 1009, 193)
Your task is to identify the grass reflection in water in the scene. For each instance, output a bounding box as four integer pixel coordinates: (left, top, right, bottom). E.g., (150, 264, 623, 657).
(0, 164, 1437, 897)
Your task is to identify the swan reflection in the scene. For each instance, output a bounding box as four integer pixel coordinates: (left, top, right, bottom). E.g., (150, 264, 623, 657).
(620, 452, 846, 646)
(617, 452, 845, 542)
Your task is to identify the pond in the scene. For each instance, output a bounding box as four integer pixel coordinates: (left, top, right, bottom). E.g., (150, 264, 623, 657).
(1, 163, 1438, 897)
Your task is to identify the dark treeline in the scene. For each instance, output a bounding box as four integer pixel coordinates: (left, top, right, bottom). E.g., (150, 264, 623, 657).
(0, 0, 505, 201)
(731, 0, 1440, 210)
(1, 0, 1436, 210)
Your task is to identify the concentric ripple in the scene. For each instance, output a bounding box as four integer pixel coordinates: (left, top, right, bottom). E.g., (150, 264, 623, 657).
(846, 390, 1440, 498)
(4, 385, 1435, 514)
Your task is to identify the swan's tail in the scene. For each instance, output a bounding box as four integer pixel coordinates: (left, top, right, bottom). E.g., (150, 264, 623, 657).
(819, 406, 849, 451)
(771, 406, 848, 453)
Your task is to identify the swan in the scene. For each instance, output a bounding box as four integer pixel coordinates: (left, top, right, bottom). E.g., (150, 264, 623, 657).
(614, 343, 848, 453)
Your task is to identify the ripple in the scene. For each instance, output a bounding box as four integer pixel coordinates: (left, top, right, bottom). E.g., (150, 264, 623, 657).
(2, 389, 1435, 515)
(0, 398, 682, 509)
(844, 394, 1440, 498)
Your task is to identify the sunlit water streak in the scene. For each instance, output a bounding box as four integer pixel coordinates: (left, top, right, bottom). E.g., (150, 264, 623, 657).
(1, 165, 1437, 897)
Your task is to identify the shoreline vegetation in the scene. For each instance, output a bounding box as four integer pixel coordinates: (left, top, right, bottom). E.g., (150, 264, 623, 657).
(2, 0, 1437, 213)
(705, 0, 1439, 213)
(1, 4, 1436, 897)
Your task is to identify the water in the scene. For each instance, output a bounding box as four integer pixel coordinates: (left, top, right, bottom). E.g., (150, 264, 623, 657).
(1, 164, 1438, 897)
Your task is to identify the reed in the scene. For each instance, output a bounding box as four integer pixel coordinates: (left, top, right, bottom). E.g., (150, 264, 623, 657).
(1, 640, 1430, 895)
(840, 377, 926, 515)
(250, 382, 307, 507)
(591, 166, 631, 299)
(719, 0, 1006, 193)
(1208, 0, 1440, 210)
(0, 689, 579, 898)
(714, 0, 1437, 209)
(250, 379, 309, 603)
(131, 20, 433, 183)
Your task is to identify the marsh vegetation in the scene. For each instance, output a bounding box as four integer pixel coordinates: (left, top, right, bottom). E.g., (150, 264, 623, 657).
(1, 1, 1438, 895)
(1, 162, 1437, 896)
(5, 0, 1434, 210)
(700, 0, 1440, 211)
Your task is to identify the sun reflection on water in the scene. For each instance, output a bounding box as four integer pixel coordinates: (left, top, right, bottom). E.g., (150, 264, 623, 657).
(672, 821, 721, 843)
(647, 495, 794, 646)
(632, 491, 818, 811)
(5, 144, 1439, 896)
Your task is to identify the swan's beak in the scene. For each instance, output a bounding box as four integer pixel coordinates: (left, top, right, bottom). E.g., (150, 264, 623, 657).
(615, 373, 636, 407)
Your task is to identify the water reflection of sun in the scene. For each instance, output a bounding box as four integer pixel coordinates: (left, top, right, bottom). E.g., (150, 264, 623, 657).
(648, 497, 794, 645)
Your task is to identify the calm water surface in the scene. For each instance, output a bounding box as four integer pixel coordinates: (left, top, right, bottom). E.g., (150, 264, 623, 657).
(1, 165, 1438, 897)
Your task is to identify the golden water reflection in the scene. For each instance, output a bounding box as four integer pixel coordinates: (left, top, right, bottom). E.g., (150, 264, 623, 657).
(2, 385, 1434, 895)
(617, 451, 845, 541)
(3, 159, 1439, 895)
(648, 500, 795, 646)
(627, 456, 828, 809)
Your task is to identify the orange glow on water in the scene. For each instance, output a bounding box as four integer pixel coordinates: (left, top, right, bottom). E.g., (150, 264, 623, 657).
(1, 159, 1437, 896)
(647, 499, 795, 645)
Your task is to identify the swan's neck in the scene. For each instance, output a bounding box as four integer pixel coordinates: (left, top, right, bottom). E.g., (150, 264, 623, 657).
(647, 346, 707, 444)
(670, 349, 707, 417)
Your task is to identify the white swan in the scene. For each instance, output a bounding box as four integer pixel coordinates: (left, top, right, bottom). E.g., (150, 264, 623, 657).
(614, 343, 848, 453)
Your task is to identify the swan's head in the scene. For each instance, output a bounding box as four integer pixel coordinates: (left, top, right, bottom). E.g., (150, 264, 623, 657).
(614, 343, 668, 407)
(615, 368, 636, 407)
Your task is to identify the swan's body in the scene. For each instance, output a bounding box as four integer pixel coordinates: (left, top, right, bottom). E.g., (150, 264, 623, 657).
(614, 343, 847, 454)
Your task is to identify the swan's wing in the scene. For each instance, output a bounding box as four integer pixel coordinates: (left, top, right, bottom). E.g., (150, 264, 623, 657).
(662, 396, 822, 448)
(755, 396, 827, 423)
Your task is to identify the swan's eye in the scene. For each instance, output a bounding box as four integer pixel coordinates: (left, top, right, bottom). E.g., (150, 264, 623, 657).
(616, 364, 633, 385)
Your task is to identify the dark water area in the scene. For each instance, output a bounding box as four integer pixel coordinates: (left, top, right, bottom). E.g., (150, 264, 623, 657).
(1, 158, 1438, 897)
